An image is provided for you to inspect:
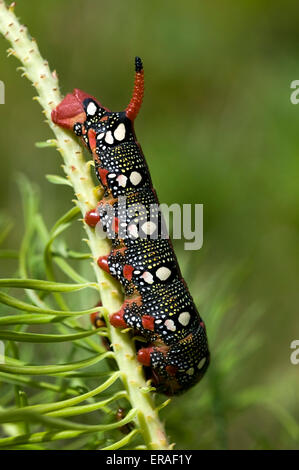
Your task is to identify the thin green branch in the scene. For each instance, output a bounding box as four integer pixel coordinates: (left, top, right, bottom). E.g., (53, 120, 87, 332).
(0, 372, 82, 396)
(101, 429, 140, 450)
(0, 314, 63, 326)
(0, 291, 106, 316)
(0, 351, 114, 376)
(47, 390, 128, 418)
(0, 279, 96, 291)
(0, 328, 105, 343)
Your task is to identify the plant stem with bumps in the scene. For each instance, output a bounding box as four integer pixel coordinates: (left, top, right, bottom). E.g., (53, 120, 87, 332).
(0, 0, 170, 450)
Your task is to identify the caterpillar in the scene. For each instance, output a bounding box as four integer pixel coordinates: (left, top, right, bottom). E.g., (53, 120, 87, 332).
(51, 57, 210, 395)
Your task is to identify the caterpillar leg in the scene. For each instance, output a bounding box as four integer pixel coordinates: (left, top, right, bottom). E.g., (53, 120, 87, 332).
(137, 346, 154, 366)
(109, 309, 128, 329)
(97, 255, 110, 273)
(84, 208, 101, 227)
(109, 297, 156, 336)
(97, 251, 136, 296)
(137, 345, 182, 394)
(109, 297, 142, 330)
(137, 345, 171, 371)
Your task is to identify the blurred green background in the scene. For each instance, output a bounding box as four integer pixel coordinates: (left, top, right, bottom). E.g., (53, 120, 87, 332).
(0, 0, 299, 449)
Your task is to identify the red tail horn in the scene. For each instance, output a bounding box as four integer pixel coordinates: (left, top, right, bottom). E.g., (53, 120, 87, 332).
(125, 57, 144, 121)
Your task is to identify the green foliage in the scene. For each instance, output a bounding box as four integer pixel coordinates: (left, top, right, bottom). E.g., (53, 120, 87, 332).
(0, 179, 144, 450)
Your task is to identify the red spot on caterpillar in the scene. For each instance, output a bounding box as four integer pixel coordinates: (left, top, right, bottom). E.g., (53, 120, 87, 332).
(123, 264, 134, 281)
(97, 255, 110, 273)
(137, 346, 153, 367)
(109, 311, 128, 328)
(87, 128, 97, 152)
(99, 168, 109, 186)
(166, 365, 178, 377)
(200, 321, 205, 330)
(85, 208, 100, 227)
(141, 315, 155, 331)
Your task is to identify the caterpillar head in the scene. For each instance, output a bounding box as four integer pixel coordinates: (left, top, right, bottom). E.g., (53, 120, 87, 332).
(51, 57, 144, 152)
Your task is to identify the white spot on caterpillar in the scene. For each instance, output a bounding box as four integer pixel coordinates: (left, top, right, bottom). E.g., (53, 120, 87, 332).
(105, 131, 114, 144)
(108, 173, 116, 178)
(86, 101, 97, 116)
(197, 357, 206, 370)
(129, 171, 142, 186)
(116, 174, 127, 187)
(186, 367, 194, 375)
(114, 123, 126, 141)
(97, 132, 105, 140)
(128, 224, 138, 238)
(156, 266, 171, 281)
(164, 319, 176, 331)
(178, 311, 191, 326)
(141, 271, 154, 284)
(141, 221, 156, 235)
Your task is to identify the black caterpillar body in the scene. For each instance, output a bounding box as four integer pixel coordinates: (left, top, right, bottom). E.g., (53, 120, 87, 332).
(52, 57, 210, 395)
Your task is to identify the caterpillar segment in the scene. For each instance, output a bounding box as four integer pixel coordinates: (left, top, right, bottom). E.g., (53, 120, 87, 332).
(52, 57, 210, 395)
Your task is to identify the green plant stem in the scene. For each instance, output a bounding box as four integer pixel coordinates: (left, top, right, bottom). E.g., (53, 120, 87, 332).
(0, 0, 170, 449)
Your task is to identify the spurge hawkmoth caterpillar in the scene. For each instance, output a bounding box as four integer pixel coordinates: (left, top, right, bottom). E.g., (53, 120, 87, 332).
(52, 57, 210, 395)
